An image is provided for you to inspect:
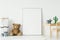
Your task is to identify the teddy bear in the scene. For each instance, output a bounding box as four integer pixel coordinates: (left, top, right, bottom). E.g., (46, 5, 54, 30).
(10, 23, 22, 36)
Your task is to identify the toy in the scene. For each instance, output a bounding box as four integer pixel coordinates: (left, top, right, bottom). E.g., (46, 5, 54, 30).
(47, 19, 52, 24)
(10, 23, 22, 36)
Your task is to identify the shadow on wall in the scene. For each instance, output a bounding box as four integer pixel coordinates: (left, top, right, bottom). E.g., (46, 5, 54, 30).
(8, 19, 14, 33)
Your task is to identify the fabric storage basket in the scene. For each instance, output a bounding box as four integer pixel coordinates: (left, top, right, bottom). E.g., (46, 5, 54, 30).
(1, 27, 9, 36)
(0, 18, 9, 36)
(1, 18, 9, 26)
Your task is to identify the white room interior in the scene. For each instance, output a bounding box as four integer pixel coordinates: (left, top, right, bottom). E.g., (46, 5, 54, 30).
(0, 0, 60, 40)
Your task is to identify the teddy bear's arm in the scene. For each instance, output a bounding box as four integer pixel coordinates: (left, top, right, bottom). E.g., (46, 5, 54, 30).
(17, 32, 22, 36)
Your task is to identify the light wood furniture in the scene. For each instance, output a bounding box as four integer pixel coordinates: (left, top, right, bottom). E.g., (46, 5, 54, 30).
(50, 22, 60, 38)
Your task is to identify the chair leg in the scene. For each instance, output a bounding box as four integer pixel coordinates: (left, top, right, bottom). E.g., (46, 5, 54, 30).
(50, 25, 52, 38)
(56, 30, 58, 40)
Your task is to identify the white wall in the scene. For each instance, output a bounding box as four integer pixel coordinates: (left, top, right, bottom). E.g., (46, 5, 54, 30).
(0, 0, 60, 40)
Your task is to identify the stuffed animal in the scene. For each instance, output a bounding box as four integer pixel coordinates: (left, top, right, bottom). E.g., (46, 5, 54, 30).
(10, 23, 22, 36)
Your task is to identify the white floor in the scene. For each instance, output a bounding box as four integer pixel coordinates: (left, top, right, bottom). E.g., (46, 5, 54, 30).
(0, 36, 46, 40)
(45, 36, 60, 40)
(0, 36, 60, 40)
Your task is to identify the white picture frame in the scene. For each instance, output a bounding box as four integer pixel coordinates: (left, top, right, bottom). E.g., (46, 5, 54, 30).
(22, 8, 43, 36)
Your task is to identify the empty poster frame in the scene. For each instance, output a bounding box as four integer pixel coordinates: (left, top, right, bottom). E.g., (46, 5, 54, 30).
(22, 8, 43, 36)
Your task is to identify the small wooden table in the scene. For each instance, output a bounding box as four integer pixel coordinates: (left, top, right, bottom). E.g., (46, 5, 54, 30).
(50, 22, 60, 39)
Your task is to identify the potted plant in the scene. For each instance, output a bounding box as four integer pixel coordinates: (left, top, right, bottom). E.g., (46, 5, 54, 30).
(53, 16, 58, 24)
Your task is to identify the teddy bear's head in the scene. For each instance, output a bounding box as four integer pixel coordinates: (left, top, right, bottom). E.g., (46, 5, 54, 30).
(13, 23, 21, 29)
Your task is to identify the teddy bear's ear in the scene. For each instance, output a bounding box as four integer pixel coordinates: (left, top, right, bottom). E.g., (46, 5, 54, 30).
(19, 24, 21, 26)
(13, 23, 21, 26)
(13, 23, 18, 25)
(13, 23, 15, 25)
